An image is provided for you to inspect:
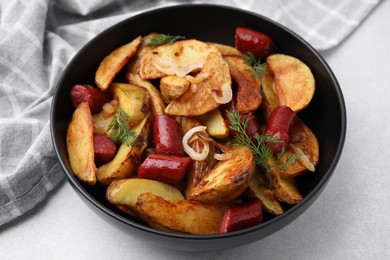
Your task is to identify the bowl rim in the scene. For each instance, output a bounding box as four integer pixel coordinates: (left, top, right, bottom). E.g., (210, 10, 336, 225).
(51, 3, 347, 240)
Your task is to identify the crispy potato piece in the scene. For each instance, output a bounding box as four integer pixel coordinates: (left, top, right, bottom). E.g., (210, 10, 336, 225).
(260, 72, 278, 118)
(208, 42, 244, 57)
(125, 73, 165, 116)
(125, 33, 160, 75)
(95, 36, 142, 91)
(139, 39, 221, 79)
(160, 75, 190, 103)
(280, 119, 319, 178)
(187, 146, 255, 203)
(106, 178, 184, 215)
(268, 157, 303, 204)
(266, 54, 315, 112)
(181, 118, 217, 196)
(136, 193, 228, 234)
(96, 115, 150, 186)
(110, 82, 150, 126)
(224, 56, 262, 113)
(165, 52, 232, 116)
(246, 171, 284, 216)
(197, 108, 229, 139)
(66, 102, 96, 185)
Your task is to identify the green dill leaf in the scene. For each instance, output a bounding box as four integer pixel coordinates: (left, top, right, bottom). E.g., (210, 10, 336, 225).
(242, 52, 269, 79)
(148, 34, 186, 47)
(107, 107, 137, 146)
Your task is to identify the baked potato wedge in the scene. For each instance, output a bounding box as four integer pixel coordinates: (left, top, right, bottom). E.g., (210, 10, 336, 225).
(208, 42, 244, 57)
(159, 75, 190, 103)
(187, 145, 255, 203)
(96, 114, 150, 186)
(139, 39, 221, 79)
(260, 72, 278, 118)
(110, 82, 150, 126)
(95, 36, 142, 91)
(246, 171, 284, 216)
(136, 193, 228, 234)
(266, 54, 315, 112)
(280, 118, 319, 178)
(66, 102, 96, 185)
(165, 52, 232, 116)
(106, 178, 184, 216)
(197, 108, 229, 139)
(268, 157, 303, 204)
(224, 56, 262, 113)
(125, 73, 165, 116)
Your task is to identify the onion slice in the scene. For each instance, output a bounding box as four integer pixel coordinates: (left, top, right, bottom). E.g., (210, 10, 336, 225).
(212, 82, 232, 104)
(289, 144, 315, 172)
(182, 126, 210, 161)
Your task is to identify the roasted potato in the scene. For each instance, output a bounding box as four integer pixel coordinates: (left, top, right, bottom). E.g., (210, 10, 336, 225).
(96, 114, 150, 186)
(187, 145, 255, 203)
(197, 108, 229, 139)
(279, 118, 319, 178)
(159, 75, 190, 103)
(136, 193, 228, 234)
(106, 178, 184, 216)
(208, 42, 244, 57)
(165, 52, 232, 116)
(66, 102, 96, 185)
(95, 36, 142, 91)
(125, 73, 165, 116)
(247, 171, 284, 215)
(139, 39, 221, 79)
(224, 56, 262, 113)
(110, 82, 150, 126)
(260, 72, 279, 118)
(268, 157, 303, 204)
(266, 54, 315, 112)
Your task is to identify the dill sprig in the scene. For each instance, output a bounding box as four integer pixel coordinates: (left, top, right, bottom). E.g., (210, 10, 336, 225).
(226, 111, 299, 188)
(148, 34, 186, 47)
(107, 107, 137, 147)
(242, 52, 269, 79)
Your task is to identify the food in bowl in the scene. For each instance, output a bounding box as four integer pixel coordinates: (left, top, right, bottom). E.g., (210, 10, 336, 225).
(65, 26, 319, 235)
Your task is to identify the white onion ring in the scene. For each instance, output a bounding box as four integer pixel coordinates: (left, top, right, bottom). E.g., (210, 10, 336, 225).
(212, 82, 232, 104)
(182, 126, 209, 161)
(289, 144, 315, 172)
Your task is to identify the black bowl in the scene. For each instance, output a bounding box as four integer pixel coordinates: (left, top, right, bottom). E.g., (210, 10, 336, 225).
(51, 4, 346, 252)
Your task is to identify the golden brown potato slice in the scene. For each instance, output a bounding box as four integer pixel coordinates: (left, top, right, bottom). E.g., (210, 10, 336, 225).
(224, 56, 262, 113)
(139, 39, 222, 79)
(66, 102, 96, 185)
(266, 54, 315, 112)
(268, 157, 303, 204)
(197, 108, 229, 139)
(208, 42, 244, 57)
(136, 193, 228, 234)
(159, 75, 190, 103)
(260, 72, 278, 118)
(125, 73, 165, 116)
(95, 36, 142, 91)
(165, 52, 232, 117)
(246, 171, 284, 216)
(110, 82, 150, 127)
(125, 33, 160, 75)
(96, 114, 150, 186)
(187, 146, 255, 204)
(106, 178, 184, 216)
(280, 119, 319, 178)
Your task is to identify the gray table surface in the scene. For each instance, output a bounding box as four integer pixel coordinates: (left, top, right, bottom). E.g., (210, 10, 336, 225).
(1, 1, 389, 259)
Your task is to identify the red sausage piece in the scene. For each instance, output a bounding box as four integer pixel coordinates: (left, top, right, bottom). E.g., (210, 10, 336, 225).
(93, 135, 117, 166)
(265, 105, 297, 154)
(153, 115, 184, 156)
(138, 153, 191, 184)
(235, 27, 276, 60)
(219, 200, 262, 233)
(70, 84, 111, 113)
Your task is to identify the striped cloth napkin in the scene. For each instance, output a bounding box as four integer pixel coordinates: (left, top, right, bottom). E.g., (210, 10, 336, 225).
(0, 0, 380, 226)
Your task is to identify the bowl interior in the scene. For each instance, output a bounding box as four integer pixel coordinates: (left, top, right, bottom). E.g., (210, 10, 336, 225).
(51, 4, 346, 250)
